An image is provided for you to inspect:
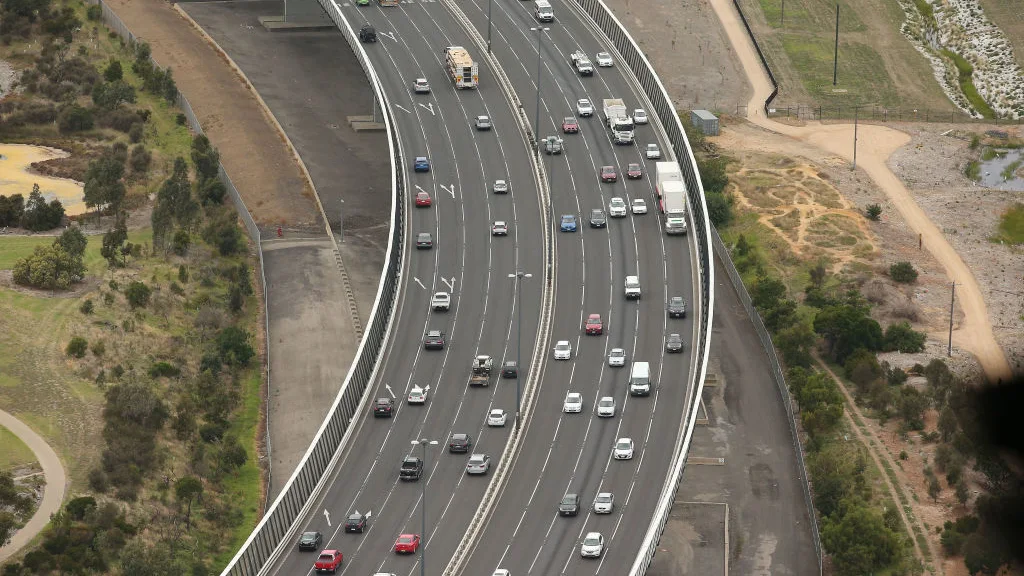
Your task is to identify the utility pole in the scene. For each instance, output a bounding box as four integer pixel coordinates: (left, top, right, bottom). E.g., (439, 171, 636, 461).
(531, 27, 549, 141)
(833, 4, 840, 86)
(411, 438, 437, 576)
(509, 271, 532, 430)
(487, 0, 494, 53)
(947, 281, 956, 357)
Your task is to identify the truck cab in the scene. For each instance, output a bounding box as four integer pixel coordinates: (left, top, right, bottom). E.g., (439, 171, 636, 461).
(570, 50, 594, 76)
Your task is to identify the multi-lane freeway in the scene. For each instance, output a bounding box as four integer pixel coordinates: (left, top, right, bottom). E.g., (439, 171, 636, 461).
(264, 0, 701, 574)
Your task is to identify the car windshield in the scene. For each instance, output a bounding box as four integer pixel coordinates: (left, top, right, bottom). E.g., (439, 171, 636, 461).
(600, 398, 613, 406)
(348, 514, 361, 521)
(611, 199, 624, 206)
(302, 532, 317, 540)
(597, 494, 611, 502)
(617, 441, 630, 449)
(584, 535, 601, 545)
(318, 553, 334, 560)
(399, 535, 415, 543)
(567, 394, 581, 402)
(556, 343, 569, 350)
(470, 455, 484, 463)
(491, 409, 502, 416)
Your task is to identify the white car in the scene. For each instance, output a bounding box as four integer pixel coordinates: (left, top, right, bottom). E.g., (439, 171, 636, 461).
(596, 396, 616, 417)
(492, 220, 508, 236)
(576, 98, 594, 117)
(613, 437, 634, 459)
(645, 143, 661, 159)
(553, 340, 572, 360)
(493, 179, 508, 194)
(466, 454, 491, 475)
(595, 52, 614, 67)
(413, 78, 430, 93)
(633, 108, 648, 124)
(492, 571, 510, 576)
(631, 198, 648, 214)
(580, 532, 605, 558)
(487, 408, 507, 427)
(593, 492, 614, 514)
(608, 348, 626, 367)
(563, 392, 583, 413)
(475, 115, 493, 130)
(608, 197, 627, 217)
(407, 385, 428, 404)
(431, 291, 451, 311)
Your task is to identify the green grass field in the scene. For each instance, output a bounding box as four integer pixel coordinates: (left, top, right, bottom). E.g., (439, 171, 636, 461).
(994, 203, 1024, 245)
(0, 425, 37, 472)
(0, 230, 152, 272)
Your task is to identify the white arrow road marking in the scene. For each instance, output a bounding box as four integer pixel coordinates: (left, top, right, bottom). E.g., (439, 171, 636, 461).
(413, 277, 426, 290)
(441, 276, 455, 292)
(394, 104, 411, 114)
(415, 184, 429, 194)
(417, 102, 436, 116)
(366, 509, 373, 519)
(323, 509, 331, 527)
(439, 184, 455, 198)
(385, 384, 396, 399)
(379, 31, 397, 41)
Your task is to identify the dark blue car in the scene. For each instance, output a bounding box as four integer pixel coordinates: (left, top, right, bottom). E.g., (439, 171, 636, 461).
(560, 214, 577, 232)
(414, 156, 430, 172)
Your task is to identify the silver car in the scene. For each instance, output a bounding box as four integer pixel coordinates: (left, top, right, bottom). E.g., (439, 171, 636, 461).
(492, 221, 509, 236)
(487, 408, 507, 427)
(633, 108, 648, 124)
(431, 291, 451, 311)
(595, 52, 614, 67)
(596, 396, 616, 417)
(553, 340, 572, 360)
(576, 98, 594, 117)
(608, 197, 627, 217)
(563, 392, 583, 413)
(645, 143, 661, 159)
(412, 78, 430, 93)
(493, 179, 508, 194)
(580, 532, 605, 558)
(593, 492, 614, 514)
(475, 115, 492, 130)
(608, 348, 626, 367)
(466, 454, 491, 475)
(613, 438, 634, 459)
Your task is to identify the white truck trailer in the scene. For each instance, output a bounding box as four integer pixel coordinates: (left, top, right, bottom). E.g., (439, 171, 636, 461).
(444, 46, 479, 89)
(602, 98, 634, 145)
(661, 180, 688, 235)
(655, 161, 682, 198)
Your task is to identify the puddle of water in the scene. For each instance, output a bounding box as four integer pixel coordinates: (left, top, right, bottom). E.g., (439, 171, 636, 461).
(0, 144, 85, 216)
(978, 148, 1024, 191)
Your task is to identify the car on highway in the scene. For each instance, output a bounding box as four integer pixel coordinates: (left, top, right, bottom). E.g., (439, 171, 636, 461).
(356, 0, 369, 6)
(492, 570, 510, 576)
(393, 534, 420, 554)
(487, 408, 507, 427)
(407, 385, 428, 404)
(358, 23, 376, 43)
(614, 438, 634, 459)
(345, 512, 369, 533)
(400, 456, 423, 481)
(449, 433, 473, 453)
(576, 98, 594, 117)
(593, 492, 615, 514)
(298, 531, 322, 550)
(632, 198, 648, 214)
(466, 454, 491, 475)
(625, 275, 642, 299)
(563, 392, 583, 413)
(373, 397, 393, 418)
(626, 162, 643, 179)
(501, 361, 518, 378)
(553, 340, 572, 360)
(562, 116, 579, 133)
(416, 232, 433, 249)
(491, 220, 508, 236)
(412, 78, 430, 93)
(560, 214, 577, 232)
(475, 115, 492, 130)
(645, 143, 661, 159)
(609, 197, 627, 217)
(423, 329, 445, 349)
(493, 179, 508, 194)
(589, 208, 607, 228)
(668, 296, 687, 318)
(314, 549, 343, 572)
(413, 156, 430, 172)
(666, 333, 684, 353)
(415, 191, 432, 207)
(580, 532, 605, 558)
(559, 493, 580, 516)
(596, 396, 616, 417)
(543, 135, 564, 155)
(595, 51, 614, 67)
(431, 291, 450, 311)
(608, 348, 626, 367)
(633, 108, 648, 124)
(600, 165, 617, 183)
(585, 313, 603, 335)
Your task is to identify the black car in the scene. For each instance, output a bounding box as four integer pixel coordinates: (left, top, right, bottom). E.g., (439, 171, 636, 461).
(666, 333, 684, 353)
(589, 208, 607, 228)
(449, 433, 473, 453)
(358, 23, 376, 43)
(501, 361, 518, 379)
(424, 330, 445, 350)
(416, 232, 433, 249)
(345, 512, 368, 533)
(298, 531, 322, 550)
(373, 397, 394, 417)
(559, 493, 580, 516)
(668, 296, 687, 318)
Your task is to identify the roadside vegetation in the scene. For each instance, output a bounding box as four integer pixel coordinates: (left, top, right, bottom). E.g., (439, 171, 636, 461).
(0, 1, 263, 574)
(683, 116, 733, 228)
(993, 203, 1023, 245)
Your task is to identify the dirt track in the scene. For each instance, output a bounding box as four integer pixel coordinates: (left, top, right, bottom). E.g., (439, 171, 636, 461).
(708, 0, 1013, 383)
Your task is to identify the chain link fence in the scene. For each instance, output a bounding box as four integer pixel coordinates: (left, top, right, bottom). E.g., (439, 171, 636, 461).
(767, 104, 1023, 124)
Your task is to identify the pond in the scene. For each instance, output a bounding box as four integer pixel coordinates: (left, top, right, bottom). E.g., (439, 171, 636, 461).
(0, 144, 85, 216)
(978, 148, 1024, 192)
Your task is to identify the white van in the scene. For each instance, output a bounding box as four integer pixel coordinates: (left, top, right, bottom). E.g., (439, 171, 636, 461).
(534, 0, 554, 22)
(629, 361, 651, 396)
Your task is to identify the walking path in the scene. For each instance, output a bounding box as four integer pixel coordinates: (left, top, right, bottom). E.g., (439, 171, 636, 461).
(0, 409, 66, 563)
(707, 0, 1013, 383)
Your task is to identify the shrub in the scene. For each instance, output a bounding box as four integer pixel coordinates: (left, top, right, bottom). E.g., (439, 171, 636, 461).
(103, 292, 115, 305)
(13, 244, 84, 290)
(169, 282, 184, 295)
(148, 361, 180, 378)
(865, 204, 882, 221)
(88, 468, 108, 492)
(91, 80, 136, 111)
(197, 178, 226, 206)
(80, 299, 94, 315)
(202, 209, 244, 256)
(889, 262, 919, 283)
(178, 265, 189, 284)
(57, 105, 94, 133)
(705, 191, 732, 227)
(124, 281, 151, 309)
(128, 122, 144, 144)
(66, 337, 88, 358)
(97, 107, 144, 132)
(0, 194, 25, 227)
(103, 60, 123, 82)
(90, 340, 105, 357)
(883, 322, 926, 353)
(964, 160, 981, 181)
(86, 4, 103, 20)
(172, 230, 191, 256)
(215, 326, 255, 367)
(176, 113, 186, 126)
(129, 144, 151, 173)
(969, 134, 980, 149)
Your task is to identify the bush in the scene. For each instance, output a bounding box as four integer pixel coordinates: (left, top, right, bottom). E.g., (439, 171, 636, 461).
(197, 178, 226, 206)
(103, 292, 115, 305)
(97, 107, 144, 132)
(87, 468, 108, 492)
(176, 113, 186, 126)
(66, 337, 88, 358)
(13, 244, 84, 290)
(148, 361, 180, 378)
(124, 281, 151, 309)
(129, 144, 151, 174)
(882, 322, 926, 353)
(0, 194, 25, 227)
(964, 160, 981, 181)
(90, 340, 105, 357)
(91, 80, 136, 110)
(128, 122, 144, 144)
(58, 105, 94, 133)
(705, 191, 732, 227)
(178, 265, 189, 284)
(172, 230, 191, 256)
(103, 60, 123, 82)
(80, 299, 94, 315)
(202, 210, 244, 256)
(215, 326, 255, 367)
(865, 204, 882, 221)
(889, 261, 919, 283)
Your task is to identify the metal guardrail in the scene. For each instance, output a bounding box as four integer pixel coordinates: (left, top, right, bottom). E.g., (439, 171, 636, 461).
(88, 0, 276, 510)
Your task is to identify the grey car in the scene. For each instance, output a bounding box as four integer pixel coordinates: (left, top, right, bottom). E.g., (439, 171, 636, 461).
(666, 333, 683, 353)
(589, 208, 607, 228)
(668, 296, 686, 318)
(416, 232, 433, 249)
(475, 115, 492, 130)
(466, 454, 491, 475)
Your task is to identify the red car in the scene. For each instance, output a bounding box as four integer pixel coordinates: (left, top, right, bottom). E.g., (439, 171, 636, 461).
(626, 163, 642, 179)
(415, 191, 432, 207)
(600, 165, 617, 183)
(562, 116, 579, 134)
(394, 534, 421, 554)
(313, 549, 343, 573)
(585, 313, 603, 335)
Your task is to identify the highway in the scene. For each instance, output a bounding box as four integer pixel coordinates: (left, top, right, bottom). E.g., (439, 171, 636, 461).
(452, 1, 699, 575)
(264, 0, 546, 574)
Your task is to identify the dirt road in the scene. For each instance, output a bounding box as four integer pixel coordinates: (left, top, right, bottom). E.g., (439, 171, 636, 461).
(0, 409, 66, 563)
(708, 0, 1013, 383)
